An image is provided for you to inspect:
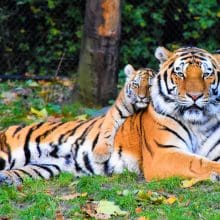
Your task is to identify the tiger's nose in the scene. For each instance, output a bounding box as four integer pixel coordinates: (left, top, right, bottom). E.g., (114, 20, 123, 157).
(186, 92, 203, 101)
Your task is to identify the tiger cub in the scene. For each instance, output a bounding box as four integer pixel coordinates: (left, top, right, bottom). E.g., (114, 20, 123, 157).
(93, 64, 156, 162)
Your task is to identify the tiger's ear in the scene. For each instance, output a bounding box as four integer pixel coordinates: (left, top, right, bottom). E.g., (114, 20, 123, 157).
(212, 54, 220, 66)
(155, 47, 173, 63)
(124, 64, 135, 78)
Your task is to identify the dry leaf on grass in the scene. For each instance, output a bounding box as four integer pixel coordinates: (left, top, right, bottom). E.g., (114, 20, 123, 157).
(0, 217, 10, 220)
(47, 116, 62, 123)
(59, 192, 87, 201)
(30, 107, 48, 119)
(82, 201, 111, 219)
(59, 193, 81, 201)
(137, 190, 178, 205)
(164, 196, 177, 204)
(82, 200, 128, 219)
(16, 185, 23, 192)
(181, 178, 200, 188)
(135, 207, 143, 213)
(74, 114, 88, 121)
(137, 217, 150, 220)
(97, 200, 128, 216)
(1, 91, 18, 104)
(55, 210, 64, 220)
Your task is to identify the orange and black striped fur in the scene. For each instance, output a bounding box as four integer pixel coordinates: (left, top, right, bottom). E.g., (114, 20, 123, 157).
(93, 64, 156, 162)
(1, 46, 220, 185)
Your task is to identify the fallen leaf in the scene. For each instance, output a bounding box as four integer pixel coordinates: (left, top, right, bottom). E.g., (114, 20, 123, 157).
(137, 190, 150, 201)
(149, 195, 164, 204)
(135, 207, 142, 213)
(181, 178, 199, 188)
(137, 217, 150, 220)
(137, 190, 164, 204)
(82, 202, 111, 219)
(57, 78, 74, 87)
(117, 189, 130, 196)
(1, 91, 18, 104)
(164, 196, 177, 205)
(81, 192, 88, 197)
(47, 116, 62, 123)
(137, 190, 177, 205)
(12, 87, 32, 97)
(38, 81, 52, 86)
(44, 189, 54, 195)
(30, 107, 48, 119)
(184, 200, 191, 207)
(26, 80, 40, 87)
(16, 185, 23, 192)
(74, 114, 88, 121)
(59, 193, 81, 201)
(55, 210, 64, 220)
(97, 200, 128, 216)
(0, 217, 9, 220)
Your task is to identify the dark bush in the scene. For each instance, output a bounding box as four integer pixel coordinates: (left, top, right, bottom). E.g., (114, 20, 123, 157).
(0, 0, 219, 75)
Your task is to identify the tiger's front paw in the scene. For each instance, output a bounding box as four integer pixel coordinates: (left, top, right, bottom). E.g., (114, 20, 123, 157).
(93, 142, 113, 163)
(0, 171, 22, 186)
(0, 172, 14, 185)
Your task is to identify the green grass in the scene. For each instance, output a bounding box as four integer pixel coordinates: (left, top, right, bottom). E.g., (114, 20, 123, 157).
(0, 80, 220, 219)
(0, 173, 220, 219)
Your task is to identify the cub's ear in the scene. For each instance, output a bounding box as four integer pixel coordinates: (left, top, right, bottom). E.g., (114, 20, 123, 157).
(124, 64, 135, 78)
(155, 46, 173, 63)
(212, 54, 220, 66)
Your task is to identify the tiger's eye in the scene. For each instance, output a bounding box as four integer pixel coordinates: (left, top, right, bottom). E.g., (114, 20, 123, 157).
(175, 71, 184, 78)
(132, 82, 139, 88)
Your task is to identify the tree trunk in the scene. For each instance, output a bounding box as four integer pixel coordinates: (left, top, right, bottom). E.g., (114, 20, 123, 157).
(78, 0, 121, 106)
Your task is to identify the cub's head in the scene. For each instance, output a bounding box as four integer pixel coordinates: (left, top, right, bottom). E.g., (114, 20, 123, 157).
(124, 64, 156, 108)
(151, 46, 220, 123)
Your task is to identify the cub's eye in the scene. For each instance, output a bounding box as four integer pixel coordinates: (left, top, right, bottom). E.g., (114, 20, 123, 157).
(175, 71, 184, 77)
(132, 82, 139, 88)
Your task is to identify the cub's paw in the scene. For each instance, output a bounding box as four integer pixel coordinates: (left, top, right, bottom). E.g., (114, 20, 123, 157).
(210, 172, 220, 183)
(93, 142, 113, 163)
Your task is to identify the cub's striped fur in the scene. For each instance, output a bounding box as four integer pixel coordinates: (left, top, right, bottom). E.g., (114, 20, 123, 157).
(1, 46, 220, 185)
(93, 64, 156, 162)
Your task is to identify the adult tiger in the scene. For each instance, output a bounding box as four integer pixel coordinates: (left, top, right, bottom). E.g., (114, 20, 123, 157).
(1, 46, 220, 185)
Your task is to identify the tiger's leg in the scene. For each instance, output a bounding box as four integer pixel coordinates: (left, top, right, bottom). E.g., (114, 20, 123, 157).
(0, 164, 62, 185)
(93, 102, 125, 163)
(93, 125, 115, 164)
(142, 147, 220, 181)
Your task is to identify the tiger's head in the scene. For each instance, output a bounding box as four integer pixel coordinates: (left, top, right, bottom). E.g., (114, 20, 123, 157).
(124, 64, 156, 109)
(151, 46, 220, 124)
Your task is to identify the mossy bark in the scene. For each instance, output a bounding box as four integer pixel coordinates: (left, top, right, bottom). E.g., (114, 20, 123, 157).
(78, 0, 121, 106)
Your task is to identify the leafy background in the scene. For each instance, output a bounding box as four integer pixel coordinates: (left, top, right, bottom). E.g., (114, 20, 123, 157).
(0, 0, 219, 76)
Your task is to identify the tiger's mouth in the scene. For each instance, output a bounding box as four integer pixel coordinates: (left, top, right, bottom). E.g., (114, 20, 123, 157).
(135, 101, 148, 108)
(185, 104, 203, 112)
(180, 104, 204, 115)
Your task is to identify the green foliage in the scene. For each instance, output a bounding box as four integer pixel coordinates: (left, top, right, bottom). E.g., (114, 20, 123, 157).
(0, 0, 220, 77)
(0, 0, 84, 75)
(120, 0, 220, 72)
